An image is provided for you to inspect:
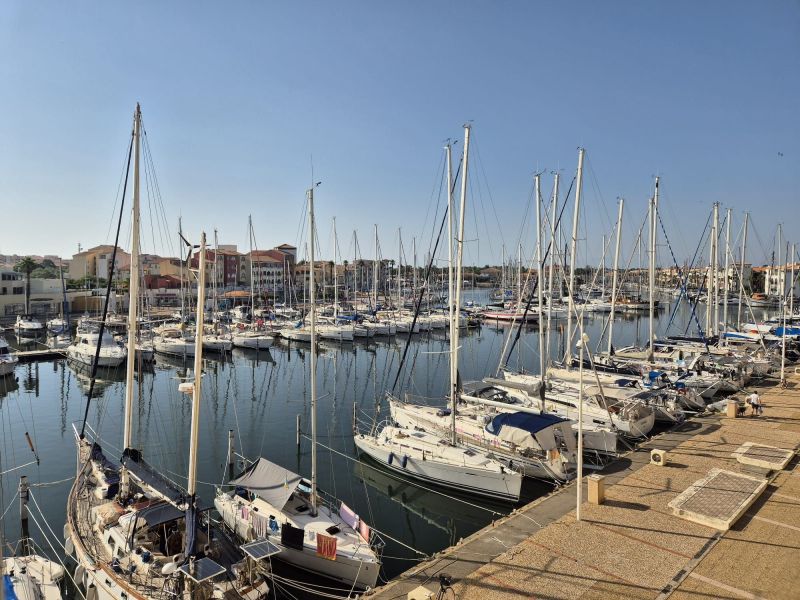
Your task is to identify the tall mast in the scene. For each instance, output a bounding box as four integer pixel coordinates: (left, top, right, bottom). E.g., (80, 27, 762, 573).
(712, 202, 720, 337)
(308, 186, 319, 516)
(535, 174, 545, 402)
(565, 148, 585, 365)
(187, 232, 207, 497)
(517, 243, 522, 304)
(601, 235, 606, 296)
(722, 208, 732, 340)
(123, 104, 141, 459)
(777, 224, 784, 298)
(445, 141, 456, 441)
(213, 229, 219, 320)
(248, 216, 255, 318)
(333, 217, 338, 320)
(648, 178, 658, 362)
(545, 173, 559, 362)
(705, 207, 713, 338)
(413, 236, 417, 298)
(501, 245, 506, 299)
(737, 212, 749, 329)
(179, 217, 185, 319)
(452, 124, 470, 445)
(607, 198, 624, 356)
(374, 225, 379, 310)
(397, 227, 403, 306)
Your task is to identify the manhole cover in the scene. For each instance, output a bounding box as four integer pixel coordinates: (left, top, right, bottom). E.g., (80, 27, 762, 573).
(668, 469, 768, 530)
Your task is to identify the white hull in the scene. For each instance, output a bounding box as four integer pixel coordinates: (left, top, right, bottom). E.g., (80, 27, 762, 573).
(215, 492, 380, 590)
(66, 347, 126, 367)
(232, 333, 275, 349)
(154, 340, 196, 356)
(0, 358, 18, 376)
(389, 401, 574, 481)
(353, 428, 522, 501)
(280, 327, 313, 342)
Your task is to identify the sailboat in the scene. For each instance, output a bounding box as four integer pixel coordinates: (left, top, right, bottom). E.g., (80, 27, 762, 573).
(65, 105, 270, 600)
(0, 336, 19, 377)
(215, 185, 383, 591)
(233, 216, 275, 350)
(1, 476, 65, 600)
(354, 126, 523, 502)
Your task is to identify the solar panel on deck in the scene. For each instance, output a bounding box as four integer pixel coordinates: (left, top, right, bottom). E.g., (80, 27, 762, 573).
(241, 538, 282, 560)
(178, 557, 226, 583)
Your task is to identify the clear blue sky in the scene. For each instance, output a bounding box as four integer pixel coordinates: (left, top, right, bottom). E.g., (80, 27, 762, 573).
(1, 1, 797, 268)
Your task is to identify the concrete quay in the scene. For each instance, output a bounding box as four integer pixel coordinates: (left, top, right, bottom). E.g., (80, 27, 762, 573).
(368, 374, 800, 600)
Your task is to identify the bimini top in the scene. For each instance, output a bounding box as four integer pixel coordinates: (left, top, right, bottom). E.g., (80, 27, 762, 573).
(229, 457, 303, 510)
(485, 412, 566, 437)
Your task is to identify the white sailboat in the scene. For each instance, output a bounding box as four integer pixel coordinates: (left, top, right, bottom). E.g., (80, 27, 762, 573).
(215, 184, 383, 590)
(66, 329, 127, 368)
(355, 127, 523, 502)
(232, 216, 275, 350)
(0, 336, 19, 377)
(65, 105, 270, 600)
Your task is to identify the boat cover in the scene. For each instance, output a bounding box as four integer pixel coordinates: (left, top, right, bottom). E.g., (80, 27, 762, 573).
(485, 412, 565, 450)
(3, 575, 17, 600)
(229, 457, 303, 510)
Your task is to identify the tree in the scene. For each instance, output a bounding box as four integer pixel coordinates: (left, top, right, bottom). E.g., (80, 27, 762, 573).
(14, 257, 38, 314)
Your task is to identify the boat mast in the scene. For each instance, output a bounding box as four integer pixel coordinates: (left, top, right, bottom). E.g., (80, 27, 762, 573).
(413, 236, 417, 300)
(535, 174, 545, 403)
(517, 243, 522, 305)
(122, 104, 141, 474)
(185, 231, 206, 560)
(704, 207, 713, 338)
(722, 208, 732, 341)
(780, 242, 792, 385)
(248, 216, 255, 321)
(397, 228, 402, 309)
(565, 148, 585, 365)
(648, 178, 658, 363)
(607, 198, 624, 356)
(712, 202, 720, 337)
(452, 124, 470, 445)
(308, 186, 319, 516)
(501, 245, 506, 300)
(179, 217, 185, 320)
(446, 141, 456, 441)
(737, 212, 749, 329)
(545, 173, 559, 362)
(777, 224, 783, 299)
(373, 225, 380, 310)
(333, 217, 338, 321)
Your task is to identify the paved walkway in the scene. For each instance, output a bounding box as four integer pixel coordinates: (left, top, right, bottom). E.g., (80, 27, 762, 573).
(368, 373, 800, 600)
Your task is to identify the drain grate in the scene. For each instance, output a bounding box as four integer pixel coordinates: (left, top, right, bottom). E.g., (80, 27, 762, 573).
(668, 468, 768, 530)
(733, 442, 795, 470)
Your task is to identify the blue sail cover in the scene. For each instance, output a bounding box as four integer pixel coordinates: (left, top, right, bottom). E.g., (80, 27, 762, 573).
(485, 412, 566, 436)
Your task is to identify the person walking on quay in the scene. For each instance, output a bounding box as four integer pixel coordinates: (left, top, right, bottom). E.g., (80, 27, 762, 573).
(748, 390, 762, 417)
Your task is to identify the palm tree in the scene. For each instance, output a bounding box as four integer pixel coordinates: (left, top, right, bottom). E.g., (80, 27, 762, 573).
(14, 257, 38, 314)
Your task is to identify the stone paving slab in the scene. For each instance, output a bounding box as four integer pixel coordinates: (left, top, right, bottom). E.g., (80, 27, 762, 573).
(734, 441, 796, 470)
(668, 468, 768, 530)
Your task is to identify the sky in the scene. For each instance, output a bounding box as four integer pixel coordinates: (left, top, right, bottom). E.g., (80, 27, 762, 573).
(1, 1, 798, 269)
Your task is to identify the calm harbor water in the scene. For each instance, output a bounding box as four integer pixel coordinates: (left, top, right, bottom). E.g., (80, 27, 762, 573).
(0, 292, 777, 591)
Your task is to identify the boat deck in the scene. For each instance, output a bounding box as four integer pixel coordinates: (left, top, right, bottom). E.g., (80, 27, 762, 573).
(367, 373, 800, 600)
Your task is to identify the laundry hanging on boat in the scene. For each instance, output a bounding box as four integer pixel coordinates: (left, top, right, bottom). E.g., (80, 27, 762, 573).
(281, 523, 305, 551)
(316, 533, 337, 560)
(339, 502, 359, 531)
(359, 520, 371, 542)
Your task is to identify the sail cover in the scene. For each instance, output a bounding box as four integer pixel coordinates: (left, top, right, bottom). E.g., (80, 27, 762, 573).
(230, 457, 303, 510)
(485, 412, 565, 450)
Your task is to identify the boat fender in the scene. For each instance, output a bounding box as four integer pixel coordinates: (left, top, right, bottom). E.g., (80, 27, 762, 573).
(387, 452, 394, 465)
(401, 455, 409, 469)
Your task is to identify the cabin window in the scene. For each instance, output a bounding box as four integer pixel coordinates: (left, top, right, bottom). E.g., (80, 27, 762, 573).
(325, 525, 340, 535)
